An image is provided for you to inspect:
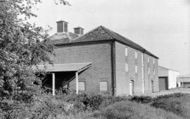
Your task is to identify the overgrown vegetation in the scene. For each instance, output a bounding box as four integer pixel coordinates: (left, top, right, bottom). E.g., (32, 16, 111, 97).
(95, 101, 183, 119)
(151, 93, 190, 118)
(0, 92, 190, 119)
(0, 0, 55, 100)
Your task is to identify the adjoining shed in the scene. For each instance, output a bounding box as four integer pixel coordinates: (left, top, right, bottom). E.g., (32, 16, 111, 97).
(158, 66, 179, 91)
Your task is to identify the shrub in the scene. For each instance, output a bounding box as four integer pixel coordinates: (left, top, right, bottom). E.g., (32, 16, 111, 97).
(64, 93, 128, 111)
(129, 96, 153, 104)
(0, 94, 75, 119)
(65, 93, 104, 111)
(95, 101, 183, 119)
(0, 100, 31, 119)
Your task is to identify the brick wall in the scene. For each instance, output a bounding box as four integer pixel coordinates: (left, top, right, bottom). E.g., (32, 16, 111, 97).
(53, 42, 112, 94)
(143, 54, 159, 93)
(115, 41, 159, 96)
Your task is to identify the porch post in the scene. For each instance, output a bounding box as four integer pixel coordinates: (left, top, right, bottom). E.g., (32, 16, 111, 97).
(75, 72, 79, 94)
(52, 73, 55, 96)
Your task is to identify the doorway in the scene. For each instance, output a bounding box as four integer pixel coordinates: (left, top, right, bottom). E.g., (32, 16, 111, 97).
(129, 80, 134, 95)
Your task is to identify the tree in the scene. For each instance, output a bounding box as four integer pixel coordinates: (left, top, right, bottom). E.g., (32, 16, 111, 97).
(0, 0, 67, 99)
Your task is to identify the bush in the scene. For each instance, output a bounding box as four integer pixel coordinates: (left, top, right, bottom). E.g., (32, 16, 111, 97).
(65, 93, 104, 111)
(151, 93, 190, 118)
(129, 96, 153, 104)
(64, 93, 128, 111)
(12, 91, 34, 103)
(95, 101, 183, 119)
(0, 94, 75, 119)
(0, 100, 31, 119)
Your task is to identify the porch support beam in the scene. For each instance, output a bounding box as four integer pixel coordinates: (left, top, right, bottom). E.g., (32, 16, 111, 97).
(52, 73, 55, 96)
(75, 72, 79, 94)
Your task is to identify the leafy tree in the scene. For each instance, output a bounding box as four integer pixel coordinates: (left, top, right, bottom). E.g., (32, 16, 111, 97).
(0, 0, 68, 99)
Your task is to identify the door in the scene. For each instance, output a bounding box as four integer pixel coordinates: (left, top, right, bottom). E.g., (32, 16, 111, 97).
(151, 80, 154, 93)
(159, 77, 168, 91)
(129, 80, 134, 95)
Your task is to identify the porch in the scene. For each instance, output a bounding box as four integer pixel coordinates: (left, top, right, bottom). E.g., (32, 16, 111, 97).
(38, 62, 91, 95)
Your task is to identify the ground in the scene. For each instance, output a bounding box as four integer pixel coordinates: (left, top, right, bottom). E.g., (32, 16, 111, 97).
(147, 88, 190, 97)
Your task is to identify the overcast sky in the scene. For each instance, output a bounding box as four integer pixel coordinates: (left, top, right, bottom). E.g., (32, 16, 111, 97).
(30, 0, 190, 75)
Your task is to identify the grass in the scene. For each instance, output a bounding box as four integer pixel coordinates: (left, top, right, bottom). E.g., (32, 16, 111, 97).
(151, 93, 190, 118)
(1, 93, 190, 119)
(93, 101, 183, 119)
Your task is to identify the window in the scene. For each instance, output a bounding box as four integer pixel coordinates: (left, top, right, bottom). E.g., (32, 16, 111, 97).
(148, 68, 151, 74)
(135, 65, 138, 73)
(125, 63, 128, 72)
(153, 59, 155, 64)
(78, 82, 85, 91)
(147, 57, 150, 63)
(100, 81, 108, 91)
(135, 51, 138, 59)
(125, 48, 128, 56)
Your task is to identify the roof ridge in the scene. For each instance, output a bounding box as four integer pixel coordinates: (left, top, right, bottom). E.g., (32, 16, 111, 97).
(100, 26, 158, 58)
(72, 26, 100, 41)
(98, 26, 115, 39)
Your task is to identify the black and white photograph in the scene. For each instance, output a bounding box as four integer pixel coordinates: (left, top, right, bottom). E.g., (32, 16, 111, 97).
(0, 0, 189, 119)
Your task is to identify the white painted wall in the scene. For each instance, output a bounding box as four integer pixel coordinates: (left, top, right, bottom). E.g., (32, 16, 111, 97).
(168, 70, 180, 89)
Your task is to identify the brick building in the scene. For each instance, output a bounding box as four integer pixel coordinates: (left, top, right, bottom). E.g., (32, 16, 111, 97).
(41, 21, 159, 96)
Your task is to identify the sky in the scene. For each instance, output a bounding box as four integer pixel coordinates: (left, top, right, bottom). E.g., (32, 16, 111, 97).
(30, 0, 190, 75)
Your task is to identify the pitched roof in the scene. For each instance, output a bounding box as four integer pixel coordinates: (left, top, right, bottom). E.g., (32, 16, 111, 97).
(37, 62, 92, 72)
(49, 32, 78, 44)
(159, 66, 179, 72)
(51, 26, 158, 59)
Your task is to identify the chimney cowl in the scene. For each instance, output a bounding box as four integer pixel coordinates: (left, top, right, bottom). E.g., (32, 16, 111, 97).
(56, 20, 68, 33)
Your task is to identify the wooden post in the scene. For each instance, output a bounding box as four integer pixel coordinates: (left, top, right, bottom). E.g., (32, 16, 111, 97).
(142, 53, 145, 94)
(75, 72, 79, 94)
(52, 73, 55, 96)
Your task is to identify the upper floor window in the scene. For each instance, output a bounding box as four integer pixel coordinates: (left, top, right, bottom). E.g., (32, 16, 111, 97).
(148, 67, 151, 74)
(153, 68, 156, 75)
(125, 63, 128, 72)
(125, 48, 128, 56)
(135, 65, 138, 73)
(153, 59, 155, 64)
(135, 51, 138, 59)
(147, 57, 150, 63)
